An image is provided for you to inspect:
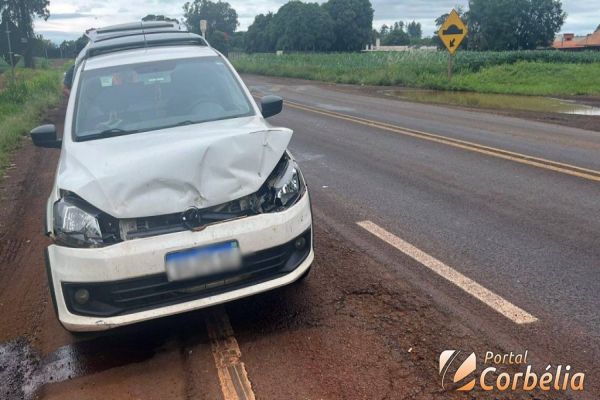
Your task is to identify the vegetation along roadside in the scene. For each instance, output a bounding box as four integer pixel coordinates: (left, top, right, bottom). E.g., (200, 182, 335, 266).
(0, 65, 63, 179)
(230, 51, 600, 97)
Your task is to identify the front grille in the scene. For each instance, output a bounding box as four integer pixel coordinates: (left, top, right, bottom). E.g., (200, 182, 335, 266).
(118, 195, 262, 240)
(62, 229, 311, 317)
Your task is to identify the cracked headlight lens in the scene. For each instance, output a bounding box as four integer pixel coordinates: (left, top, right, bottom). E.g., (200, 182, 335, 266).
(274, 162, 301, 207)
(53, 197, 105, 247)
(259, 155, 306, 212)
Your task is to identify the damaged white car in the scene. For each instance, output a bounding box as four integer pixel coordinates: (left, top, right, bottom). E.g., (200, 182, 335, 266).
(31, 22, 313, 332)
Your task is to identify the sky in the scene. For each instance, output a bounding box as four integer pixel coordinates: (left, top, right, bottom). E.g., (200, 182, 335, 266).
(34, 0, 600, 44)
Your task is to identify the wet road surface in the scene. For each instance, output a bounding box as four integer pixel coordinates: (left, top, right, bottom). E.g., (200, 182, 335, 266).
(0, 75, 598, 399)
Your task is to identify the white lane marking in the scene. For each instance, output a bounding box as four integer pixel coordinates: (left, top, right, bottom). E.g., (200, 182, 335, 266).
(205, 306, 256, 400)
(357, 220, 538, 325)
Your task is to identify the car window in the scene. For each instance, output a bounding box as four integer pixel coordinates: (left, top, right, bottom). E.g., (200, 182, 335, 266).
(74, 56, 254, 140)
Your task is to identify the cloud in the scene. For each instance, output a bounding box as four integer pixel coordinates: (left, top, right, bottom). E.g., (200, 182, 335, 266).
(34, 0, 600, 43)
(48, 12, 90, 19)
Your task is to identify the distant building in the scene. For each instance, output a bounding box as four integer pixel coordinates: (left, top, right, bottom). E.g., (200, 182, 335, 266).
(364, 43, 438, 52)
(553, 31, 600, 50)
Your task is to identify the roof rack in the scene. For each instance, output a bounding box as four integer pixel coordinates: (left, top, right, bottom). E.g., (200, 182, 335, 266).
(77, 21, 210, 62)
(85, 21, 181, 42)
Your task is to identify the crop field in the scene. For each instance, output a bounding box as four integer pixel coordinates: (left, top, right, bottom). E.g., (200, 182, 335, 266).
(0, 66, 63, 177)
(231, 50, 600, 96)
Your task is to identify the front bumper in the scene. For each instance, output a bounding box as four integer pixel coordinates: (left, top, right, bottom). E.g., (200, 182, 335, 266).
(46, 192, 313, 332)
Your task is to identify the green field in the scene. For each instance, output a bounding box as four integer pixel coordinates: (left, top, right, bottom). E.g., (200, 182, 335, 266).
(231, 51, 600, 96)
(0, 66, 63, 178)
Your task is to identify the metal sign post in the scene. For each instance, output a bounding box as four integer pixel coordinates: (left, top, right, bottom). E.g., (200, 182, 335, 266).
(438, 9, 468, 79)
(200, 20, 207, 38)
(5, 26, 15, 82)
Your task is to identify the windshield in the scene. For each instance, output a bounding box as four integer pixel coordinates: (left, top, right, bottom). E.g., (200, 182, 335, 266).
(73, 56, 254, 140)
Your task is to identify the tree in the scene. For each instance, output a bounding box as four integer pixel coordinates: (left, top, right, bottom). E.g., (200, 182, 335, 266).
(142, 14, 179, 23)
(229, 31, 245, 51)
(32, 34, 60, 58)
(245, 12, 277, 53)
(270, 1, 334, 51)
(381, 21, 409, 46)
(370, 28, 379, 44)
(595, 24, 600, 32)
(323, 0, 374, 51)
(0, 0, 50, 67)
(182, 0, 238, 54)
(407, 21, 422, 39)
(59, 35, 88, 58)
(208, 30, 229, 54)
(517, 0, 566, 49)
(0, 10, 21, 66)
(379, 24, 389, 37)
(183, 0, 238, 36)
(467, 0, 565, 50)
(435, 13, 450, 28)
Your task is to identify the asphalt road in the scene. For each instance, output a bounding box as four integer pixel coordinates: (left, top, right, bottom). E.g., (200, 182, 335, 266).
(245, 75, 600, 390)
(0, 75, 598, 399)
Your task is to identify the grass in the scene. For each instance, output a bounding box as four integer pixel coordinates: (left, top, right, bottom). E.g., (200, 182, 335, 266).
(451, 62, 600, 96)
(0, 66, 63, 178)
(231, 51, 600, 96)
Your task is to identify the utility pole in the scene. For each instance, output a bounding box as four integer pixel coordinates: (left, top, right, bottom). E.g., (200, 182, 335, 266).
(5, 25, 15, 82)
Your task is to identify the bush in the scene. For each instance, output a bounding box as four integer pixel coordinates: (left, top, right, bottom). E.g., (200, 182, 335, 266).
(0, 68, 63, 176)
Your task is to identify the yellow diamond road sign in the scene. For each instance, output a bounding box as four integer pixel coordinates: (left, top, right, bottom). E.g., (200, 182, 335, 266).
(438, 9, 468, 54)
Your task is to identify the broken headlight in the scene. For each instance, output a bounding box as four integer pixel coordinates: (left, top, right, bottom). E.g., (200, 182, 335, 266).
(53, 196, 119, 248)
(260, 154, 305, 211)
(274, 162, 301, 206)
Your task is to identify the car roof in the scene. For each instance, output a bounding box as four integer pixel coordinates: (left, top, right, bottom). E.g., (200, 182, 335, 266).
(86, 21, 182, 42)
(85, 31, 208, 58)
(83, 45, 220, 70)
(75, 22, 214, 70)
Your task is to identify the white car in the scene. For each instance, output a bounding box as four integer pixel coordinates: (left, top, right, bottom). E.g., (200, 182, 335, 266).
(31, 22, 313, 332)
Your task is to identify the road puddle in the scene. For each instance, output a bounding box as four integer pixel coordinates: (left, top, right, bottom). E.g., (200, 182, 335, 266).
(381, 89, 600, 116)
(0, 311, 212, 399)
(0, 329, 174, 399)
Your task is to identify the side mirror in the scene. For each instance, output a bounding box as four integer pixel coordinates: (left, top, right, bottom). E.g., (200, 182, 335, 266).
(64, 65, 75, 89)
(31, 124, 62, 149)
(261, 95, 283, 118)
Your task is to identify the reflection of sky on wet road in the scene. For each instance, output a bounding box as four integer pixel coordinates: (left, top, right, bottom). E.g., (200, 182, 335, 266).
(381, 89, 600, 116)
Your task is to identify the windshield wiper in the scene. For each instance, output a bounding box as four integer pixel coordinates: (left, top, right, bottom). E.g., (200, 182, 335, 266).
(78, 127, 140, 142)
(76, 121, 203, 142)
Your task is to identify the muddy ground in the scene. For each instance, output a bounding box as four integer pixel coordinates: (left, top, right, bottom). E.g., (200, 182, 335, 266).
(0, 98, 589, 399)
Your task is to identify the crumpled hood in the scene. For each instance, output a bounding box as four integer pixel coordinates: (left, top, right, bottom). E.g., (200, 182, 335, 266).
(57, 117, 293, 219)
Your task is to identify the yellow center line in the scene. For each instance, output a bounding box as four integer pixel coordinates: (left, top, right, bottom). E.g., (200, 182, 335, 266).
(206, 306, 256, 400)
(263, 95, 600, 182)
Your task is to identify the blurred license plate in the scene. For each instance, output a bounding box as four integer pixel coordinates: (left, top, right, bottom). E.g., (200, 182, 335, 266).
(165, 241, 241, 282)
